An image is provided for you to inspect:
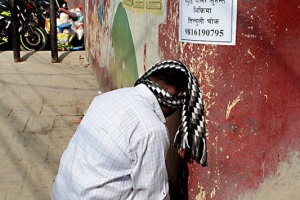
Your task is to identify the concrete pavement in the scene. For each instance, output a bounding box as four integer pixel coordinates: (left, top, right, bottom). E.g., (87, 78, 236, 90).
(0, 51, 99, 200)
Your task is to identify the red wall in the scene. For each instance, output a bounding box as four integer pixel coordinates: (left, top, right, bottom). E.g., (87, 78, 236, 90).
(67, 0, 300, 199)
(159, 1, 300, 199)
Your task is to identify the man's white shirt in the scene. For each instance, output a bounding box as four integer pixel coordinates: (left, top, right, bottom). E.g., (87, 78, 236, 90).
(51, 84, 170, 200)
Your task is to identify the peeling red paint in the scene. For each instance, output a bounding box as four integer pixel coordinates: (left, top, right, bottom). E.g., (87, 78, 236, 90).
(159, 0, 300, 199)
(91, 55, 113, 92)
(68, 0, 300, 198)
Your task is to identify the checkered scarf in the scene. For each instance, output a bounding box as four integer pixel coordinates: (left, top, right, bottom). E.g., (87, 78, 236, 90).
(135, 60, 207, 165)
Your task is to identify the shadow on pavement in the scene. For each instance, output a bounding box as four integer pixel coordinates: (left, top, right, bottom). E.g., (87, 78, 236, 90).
(58, 51, 72, 62)
(21, 51, 38, 61)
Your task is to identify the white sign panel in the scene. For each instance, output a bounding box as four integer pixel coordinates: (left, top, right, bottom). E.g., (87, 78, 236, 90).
(179, 0, 237, 45)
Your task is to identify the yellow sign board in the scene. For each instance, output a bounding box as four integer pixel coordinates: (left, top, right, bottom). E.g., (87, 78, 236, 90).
(123, 0, 162, 15)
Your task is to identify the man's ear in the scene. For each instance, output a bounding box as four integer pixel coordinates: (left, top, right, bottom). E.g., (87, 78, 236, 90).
(165, 85, 183, 97)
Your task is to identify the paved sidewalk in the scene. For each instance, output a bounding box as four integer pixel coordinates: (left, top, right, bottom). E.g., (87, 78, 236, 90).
(0, 51, 99, 200)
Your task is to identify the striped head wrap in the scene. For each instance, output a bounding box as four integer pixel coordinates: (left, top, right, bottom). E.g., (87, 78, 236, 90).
(135, 60, 207, 165)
